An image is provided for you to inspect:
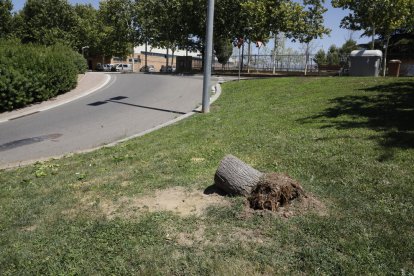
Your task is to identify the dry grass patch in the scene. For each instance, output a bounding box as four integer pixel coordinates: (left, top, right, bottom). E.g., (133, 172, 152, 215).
(173, 224, 269, 248)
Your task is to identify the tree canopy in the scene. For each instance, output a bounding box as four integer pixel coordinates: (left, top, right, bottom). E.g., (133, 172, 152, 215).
(4, 0, 331, 61)
(19, 0, 78, 46)
(332, 0, 414, 75)
(214, 37, 233, 67)
(98, 0, 136, 58)
(0, 0, 13, 38)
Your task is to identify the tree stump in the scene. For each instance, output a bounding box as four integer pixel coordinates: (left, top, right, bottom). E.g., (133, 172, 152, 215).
(214, 155, 263, 196)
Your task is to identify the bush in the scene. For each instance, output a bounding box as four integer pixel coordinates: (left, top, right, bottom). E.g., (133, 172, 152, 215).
(0, 40, 87, 112)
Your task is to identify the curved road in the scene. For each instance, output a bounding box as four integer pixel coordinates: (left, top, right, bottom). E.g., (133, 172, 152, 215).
(0, 73, 204, 168)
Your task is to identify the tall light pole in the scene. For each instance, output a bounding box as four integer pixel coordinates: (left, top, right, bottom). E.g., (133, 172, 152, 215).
(202, 0, 215, 113)
(81, 46, 89, 58)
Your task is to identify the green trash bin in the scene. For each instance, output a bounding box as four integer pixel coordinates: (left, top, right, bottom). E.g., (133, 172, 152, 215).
(388, 60, 402, 77)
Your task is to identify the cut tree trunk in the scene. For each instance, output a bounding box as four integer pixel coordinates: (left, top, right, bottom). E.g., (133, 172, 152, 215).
(214, 155, 263, 196)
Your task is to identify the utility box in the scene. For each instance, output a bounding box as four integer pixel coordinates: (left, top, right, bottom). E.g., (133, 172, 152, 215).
(176, 56, 193, 73)
(349, 50, 383, 77)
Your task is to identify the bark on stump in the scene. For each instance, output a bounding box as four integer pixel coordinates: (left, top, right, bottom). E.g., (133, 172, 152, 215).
(214, 154, 263, 196)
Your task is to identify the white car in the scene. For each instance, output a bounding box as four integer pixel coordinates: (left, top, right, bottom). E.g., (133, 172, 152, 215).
(115, 63, 132, 72)
(160, 65, 176, 73)
(140, 65, 155, 72)
(103, 64, 114, 71)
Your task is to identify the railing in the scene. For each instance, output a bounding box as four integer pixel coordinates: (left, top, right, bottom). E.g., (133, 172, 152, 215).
(192, 54, 318, 73)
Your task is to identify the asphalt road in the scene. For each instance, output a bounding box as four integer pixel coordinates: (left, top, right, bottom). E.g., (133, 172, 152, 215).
(0, 73, 205, 167)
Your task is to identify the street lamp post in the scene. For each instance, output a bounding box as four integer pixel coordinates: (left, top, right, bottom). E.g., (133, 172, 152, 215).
(81, 46, 89, 58)
(202, 0, 215, 114)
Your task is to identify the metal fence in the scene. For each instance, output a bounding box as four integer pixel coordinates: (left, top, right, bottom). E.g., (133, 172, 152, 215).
(193, 54, 318, 73)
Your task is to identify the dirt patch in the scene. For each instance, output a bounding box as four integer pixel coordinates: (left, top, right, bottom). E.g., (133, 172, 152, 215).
(72, 187, 231, 219)
(175, 224, 206, 247)
(123, 187, 230, 217)
(229, 227, 267, 244)
(20, 224, 38, 232)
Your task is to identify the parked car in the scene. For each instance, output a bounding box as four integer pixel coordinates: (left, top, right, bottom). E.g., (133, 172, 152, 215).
(115, 63, 132, 72)
(140, 65, 155, 72)
(103, 64, 114, 72)
(160, 65, 176, 73)
(95, 63, 104, 71)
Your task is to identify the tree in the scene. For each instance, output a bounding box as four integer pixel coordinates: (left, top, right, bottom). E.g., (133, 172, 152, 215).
(271, 33, 286, 74)
(326, 44, 340, 65)
(286, 0, 330, 75)
(332, 0, 379, 50)
(214, 37, 233, 68)
(135, 0, 330, 73)
(313, 49, 327, 65)
(340, 38, 359, 55)
(99, 0, 136, 59)
(239, 0, 274, 42)
(20, 0, 78, 46)
(136, 0, 189, 66)
(332, 0, 414, 76)
(338, 38, 359, 68)
(0, 0, 13, 38)
(72, 4, 102, 56)
(388, 30, 414, 58)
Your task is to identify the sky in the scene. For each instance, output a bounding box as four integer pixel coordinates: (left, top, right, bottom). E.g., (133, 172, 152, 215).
(11, 0, 369, 52)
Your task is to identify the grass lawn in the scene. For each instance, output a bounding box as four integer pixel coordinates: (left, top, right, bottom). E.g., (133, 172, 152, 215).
(0, 77, 413, 275)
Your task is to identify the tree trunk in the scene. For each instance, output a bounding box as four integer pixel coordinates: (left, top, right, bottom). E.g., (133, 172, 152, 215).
(214, 155, 263, 196)
(371, 25, 376, 50)
(241, 42, 245, 72)
(171, 49, 175, 66)
(247, 41, 251, 74)
(304, 43, 310, 76)
(145, 41, 148, 67)
(272, 33, 277, 75)
(383, 35, 390, 77)
(166, 48, 169, 67)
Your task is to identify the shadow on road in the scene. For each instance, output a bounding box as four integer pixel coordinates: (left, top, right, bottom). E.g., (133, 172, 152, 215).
(88, 96, 187, 115)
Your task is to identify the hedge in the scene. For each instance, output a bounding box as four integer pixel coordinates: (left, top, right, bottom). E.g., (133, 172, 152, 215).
(0, 40, 87, 112)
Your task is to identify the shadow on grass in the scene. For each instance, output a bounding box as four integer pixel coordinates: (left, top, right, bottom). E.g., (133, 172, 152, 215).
(300, 81, 414, 158)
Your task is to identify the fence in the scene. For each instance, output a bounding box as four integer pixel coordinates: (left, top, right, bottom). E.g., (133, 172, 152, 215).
(192, 54, 317, 73)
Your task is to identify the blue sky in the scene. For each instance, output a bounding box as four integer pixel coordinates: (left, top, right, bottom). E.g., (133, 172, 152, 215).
(11, 0, 368, 52)
(307, 1, 365, 51)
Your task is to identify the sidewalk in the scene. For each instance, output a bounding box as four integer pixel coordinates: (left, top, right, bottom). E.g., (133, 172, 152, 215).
(0, 72, 110, 123)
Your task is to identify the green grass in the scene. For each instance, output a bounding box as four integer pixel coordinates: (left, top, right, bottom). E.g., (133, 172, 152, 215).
(1, 77, 413, 275)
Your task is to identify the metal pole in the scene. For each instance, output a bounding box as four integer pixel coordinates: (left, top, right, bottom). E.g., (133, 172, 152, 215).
(202, 0, 215, 113)
(247, 41, 251, 74)
(238, 47, 241, 81)
(272, 33, 277, 74)
(240, 41, 244, 72)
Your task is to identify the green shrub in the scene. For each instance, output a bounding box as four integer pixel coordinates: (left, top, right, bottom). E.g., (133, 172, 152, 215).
(0, 40, 87, 112)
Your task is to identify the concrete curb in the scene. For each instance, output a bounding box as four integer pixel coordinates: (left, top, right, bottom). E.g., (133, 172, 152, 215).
(0, 73, 111, 123)
(1, 82, 223, 170)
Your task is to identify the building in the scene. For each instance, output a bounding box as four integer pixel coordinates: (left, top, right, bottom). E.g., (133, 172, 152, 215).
(87, 45, 202, 72)
(87, 44, 237, 73)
